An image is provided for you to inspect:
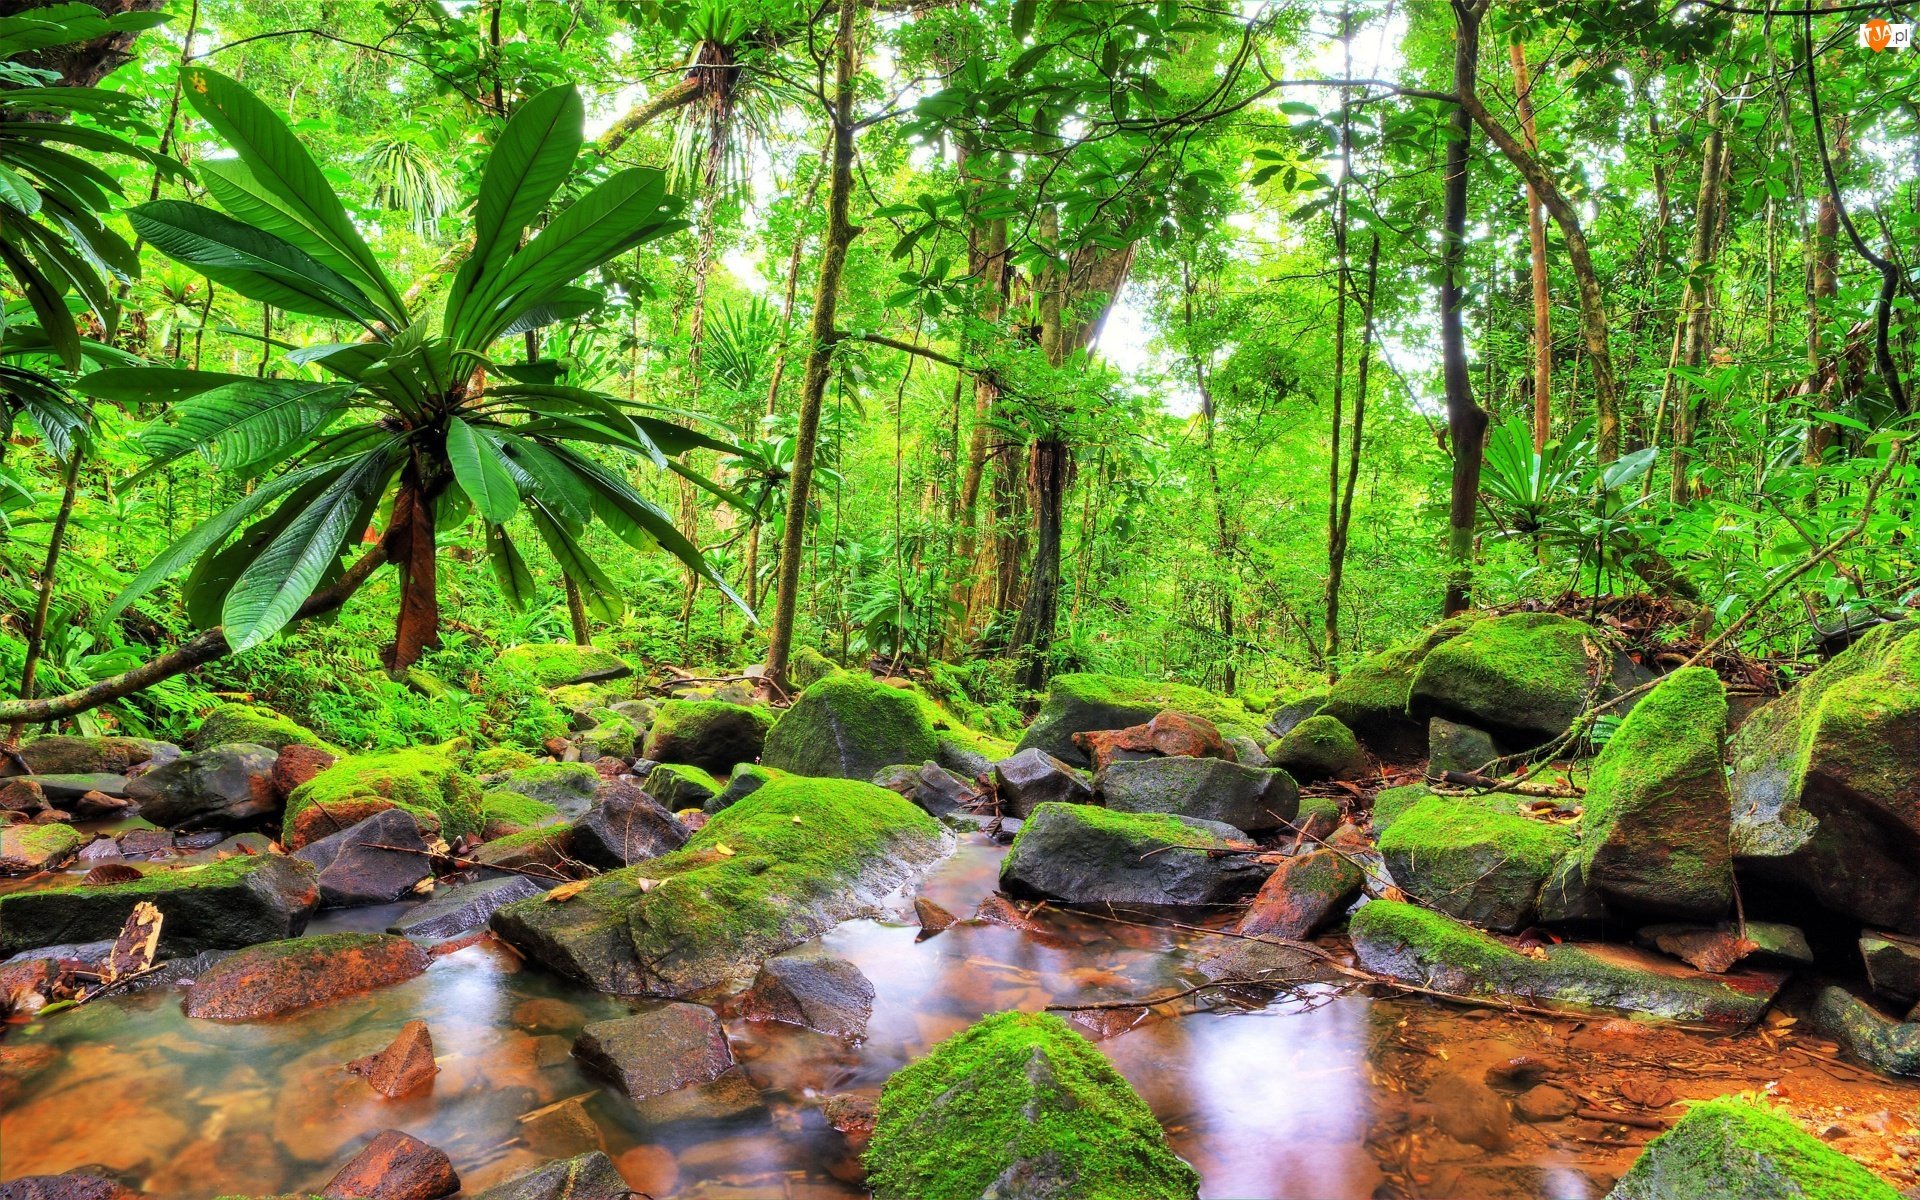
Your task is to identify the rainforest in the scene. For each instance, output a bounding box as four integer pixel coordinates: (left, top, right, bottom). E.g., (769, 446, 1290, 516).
(1, 1, 1919, 1198)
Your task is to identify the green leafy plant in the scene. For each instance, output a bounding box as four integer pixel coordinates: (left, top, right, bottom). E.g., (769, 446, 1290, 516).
(80, 70, 748, 670)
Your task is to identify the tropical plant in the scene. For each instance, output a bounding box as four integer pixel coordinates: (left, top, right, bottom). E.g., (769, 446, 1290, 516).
(78, 70, 745, 674)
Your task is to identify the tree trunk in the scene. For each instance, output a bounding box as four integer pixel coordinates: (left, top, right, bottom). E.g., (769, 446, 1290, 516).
(765, 0, 859, 690)
(950, 158, 1010, 642)
(1670, 91, 1725, 504)
(564, 577, 591, 645)
(1805, 116, 1847, 464)
(383, 474, 441, 671)
(1010, 202, 1068, 690)
(1511, 41, 1552, 452)
(6, 446, 83, 743)
(1442, 1, 1489, 615)
(1326, 235, 1380, 673)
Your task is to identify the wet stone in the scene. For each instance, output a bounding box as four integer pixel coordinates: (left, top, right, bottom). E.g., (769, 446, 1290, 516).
(1812, 985, 1920, 1077)
(1861, 930, 1920, 1003)
(1426, 717, 1497, 778)
(389, 874, 546, 940)
(184, 932, 431, 1020)
(568, 777, 687, 870)
(321, 1129, 459, 1200)
(1235, 848, 1364, 940)
(0, 1174, 138, 1200)
(469, 1151, 632, 1200)
(994, 748, 1094, 818)
(873, 761, 981, 818)
(571, 1001, 734, 1100)
(1513, 1084, 1578, 1122)
(742, 947, 875, 1040)
(125, 744, 278, 829)
(293, 809, 432, 908)
(346, 1019, 439, 1098)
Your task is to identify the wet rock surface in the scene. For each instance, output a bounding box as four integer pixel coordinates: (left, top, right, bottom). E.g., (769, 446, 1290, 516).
(293, 809, 433, 908)
(124, 743, 280, 829)
(388, 874, 546, 939)
(571, 1001, 734, 1099)
(346, 1019, 440, 1098)
(1096, 755, 1299, 836)
(567, 777, 688, 869)
(1000, 802, 1270, 907)
(0, 853, 319, 958)
(1235, 849, 1364, 940)
(184, 932, 431, 1019)
(741, 946, 875, 1039)
(993, 748, 1094, 817)
(321, 1129, 459, 1200)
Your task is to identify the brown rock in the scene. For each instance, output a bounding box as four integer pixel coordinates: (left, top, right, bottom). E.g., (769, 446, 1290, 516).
(1484, 1055, 1554, 1089)
(184, 933, 431, 1020)
(1512, 1084, 1578, 1122)
(542, 737, 572, 759)
(914, 896, 956, 940)
(611, 1146, 677, 1197)
(347, 1019, 439, 1098)
(571, 1002, 733, 1100)
(590, 756, 626, 780)
(0, 1173, 138, 1200)
(0, 778, 47, 814)
(321, 1130, 459, 1200)
(273, 744, 338, 801)
(288, 797, 404, 850)
(1427, 1073, 1513, 1151)
(1073, 710, 1234, 772)
(518, 1095, 602, 1158)
(512, 997, 583, 1033)
(1235, 849, 1365, 940)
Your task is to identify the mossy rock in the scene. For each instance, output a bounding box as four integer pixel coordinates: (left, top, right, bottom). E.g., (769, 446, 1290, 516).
(576, 709, 638, 759)
(1001, 802, 1270, 907)
(283, 743, 482, 845)
(0, 853, 318, 958)
(1579, 667, 1732, 919)
(644, 762, 722, 809)
(470, 746, 538, 775)
(496, 761, 601, 819)
(1321, 617, 1480, 758)
(492, 775, 952, 995)
(1729, 621, 1920, 932)
(1095, 756, 1298, 836)
(1811, 985, 1920, 1078)
(1352, 901, 1780, 1026)
(641, 699, 774, 774)
(1377, 797, 1575, 932)
(1370, 783, 1438, 833)
(0, 821, 85, 873)
(935, 725, 1016, 778)
(1014, 673, 1259, 768)
(1266, 713, 1367, 782)
(497, 642, 633, 689)
(760, 672, 940, 781)
(1606, 1095, 1901, 1199)
(192, 702, 339, 754)
(708, 763, 784, 814)
(867, 1011, 1199, 1200)
(547, 682, 619, 721)
(471, 824, 574, 873)
(791, 645, 839, 689)
(1407, 613, 1612, 747)
(480, 790, 563, 839)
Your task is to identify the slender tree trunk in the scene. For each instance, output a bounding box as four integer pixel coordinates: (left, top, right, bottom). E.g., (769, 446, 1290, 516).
(6, 447, 83, 744)
(1327, 235, 1380, 673)
(1442, 1, 1490, 615)
(1670, 91, 1725, 504)
(384, 472, 441, 671)
(765, 0, 859, 690)
(951, 163, 1010, 641)
(565, 578, 591, 645)
(1806, 116, 1846, 464)
(1512, 41, 1552, 452)
(1183, 259, 1236, 692)
(1324, 14, 1354, 668)
(1010, 203, 1067, 691)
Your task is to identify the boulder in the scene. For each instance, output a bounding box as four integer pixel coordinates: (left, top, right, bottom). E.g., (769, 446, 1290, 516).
(1577, 667, 1733, 918)
(1370, 782, 1439, 832)
(1407, 613, 1615, 747)
(1264, 692, 1328, 741)
(1235, 849, 1364, 939)
(1000, 802, 1270, 907)
(479, 790, 562, 839)
(873, 761, 981, 818)
(994, 748, 1094, 818)
(1729, 621, 1920, 931)
(1812, 985, 1920, 1076)
(1377, 796, 1573, 932)
(741, 946, 874, 1039)
(1536, 855, 1613, 925)
(322, 1130, 458, 1200)
(8, 735, 172, 777)
(934, 726, 1014, 778)
(469, 1152, 631, 1200)
(1605, 1095, 1900, 1199)
(1265, 714, 1366, 782)
(192, 701, 337, 753)
(575, 709, 637, 760)
(1634, 921, 1812, 973)
(390, 875, 546, 940)
(496, 643, 632, 689)
(1320, 616, 1479, 757)
(760, 672, 940, 780)
(1072, 710, 1233, 773)
(1426, 717, 1496, 777)
(792, 645, 839, 687)
(346, 1019, 440, 1098)
(293, 809, 433, 908)
(493, 776, 950, 995)
(571, 1001, 734, 1098)
(126, 743, 282, 829)
(471, 746, 539, 775)
(641, 699, 774, 773)
(184, 932, 430, 1019)
(0, 1175, 137, 1200)
(866, 1011, 1199, 1200)
(1861, 930, 1920, 1003)
(0, 853, 318, 958)
(284, 743, 482, 848)
(493, 762, 600, 820)
(642, 762, 721, 810)
(0, 822, 84, 874)
(6, 772, 126, 804)
(1352, 901, 1783, 1026)
(708, 763, 781, 813)
(470, 826, 573, 876)
(1096, 756, 1299, 836)
(272, 743, 338, 800)
(1015, 673, 1258, 767)
(568, 778, 688, 869)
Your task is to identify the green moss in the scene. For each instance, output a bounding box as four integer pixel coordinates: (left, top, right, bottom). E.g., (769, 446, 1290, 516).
(497, 761, 600, 806)
(643, 761, 722, 808)
(1006, 802, 1234, 858)
(480, 790, 562, 836)
(193, 702, 339, 753)
(283, 742, 482, 842)
(1370, 784, 1436, 832)
(937, 724, 1014, 763)
(1321, 617, 1481, 734)
(641, 699, 773, 770)
(1380, 797, 1571, 870)
(1377, 796, 1573, 930)
(496, 643, 633, 689)
(866, 1011, 1199, 1200)
(1408, 613, 1603, 741)
(4, 851, 260, 901)
(761, 671, 942, 780)
(578, 709, 637, 758)
(0, 821, 84, 869)
(1294, 793, 1342, 829)
(470, 746, 538, 774)
(546, 681, 617, 714)
(475, 825, 570, 854)
(792, 644, 838, 688)
(1268, 713, 1366, 780)
(1352, 899, 1526, 975)
(1609, 1096, 1902, 1200)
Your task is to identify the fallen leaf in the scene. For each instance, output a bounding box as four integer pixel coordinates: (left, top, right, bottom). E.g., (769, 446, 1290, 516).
(82, 863, 142, 886)
(1619, 1078, 1676, 1109)
(714, 843, 736, 857)
(545, 879, 592, 903)
(102, 901, 163, 983)
(635, 877, 664, 893)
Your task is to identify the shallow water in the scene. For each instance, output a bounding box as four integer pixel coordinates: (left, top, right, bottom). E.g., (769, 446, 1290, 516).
(5, 833, 1919, 1198)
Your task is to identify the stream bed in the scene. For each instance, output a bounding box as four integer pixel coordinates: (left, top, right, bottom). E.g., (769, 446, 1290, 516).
(5, 831, 1919, 1199)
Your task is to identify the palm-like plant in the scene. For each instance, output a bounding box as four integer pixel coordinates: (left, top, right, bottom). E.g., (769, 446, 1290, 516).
(80, 70, 744, 670)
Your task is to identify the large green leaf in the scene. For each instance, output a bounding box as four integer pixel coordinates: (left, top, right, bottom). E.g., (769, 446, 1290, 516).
(484, 521, 537, 611)
(77, 366, 258, 405)
(444, 85, 584, 339)
(0, 237, 80, 368)
(553, 447, 750, 618)
(130, 200, 383, 326)
(179, 66, 405, 319)
(526, 498, 622, 621)
(221, 447, 397, 651)
(137, 378, 357, 477)
(445, 415, 520, 523)
(197, 159, 389, 300)
(484, 429, 595, 525)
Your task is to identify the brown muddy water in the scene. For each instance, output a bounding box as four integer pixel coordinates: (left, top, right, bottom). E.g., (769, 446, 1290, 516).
(5, 831, 1919, 1199)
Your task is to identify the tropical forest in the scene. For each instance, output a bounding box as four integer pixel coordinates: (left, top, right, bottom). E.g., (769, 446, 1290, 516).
(1, 0, 1919, 1196)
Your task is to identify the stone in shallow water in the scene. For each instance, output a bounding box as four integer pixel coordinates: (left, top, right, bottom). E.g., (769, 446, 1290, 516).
(1000, 802, 1270, 908)
(184, 932, 430, 1020)
(568, 777, 688, 869)
(1605, 1095, 1901, 1199)
(321, 1129, 459, 1200)
(873, 761, 981, 818)
(0, 822, 84, 874)
(389, 874, 546, 939)
(1235, 848, 1365, 940)
(742, 946, 875, 1039)
(0, 853, 318, 958)
(1096, 755, 1299, 836)
(124, 743, 279, 830)
(346, 1019, 439, 1098)
(571, 1001, 734, 1099)
(469, 1151, 631, 1200)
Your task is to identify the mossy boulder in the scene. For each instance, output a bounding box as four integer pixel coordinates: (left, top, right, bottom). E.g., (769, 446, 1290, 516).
(192, 703, 338, 754)
(1370, 783, 1437, 832)
(480, 790, 563, 839)
(760, 672, 940, 781)
(1729, 622, 1920, 932)
(1266, 713, 1366, 782)
(283, 743, 482, 847)
(642, 699, 773, 773)
(867, 1011, 1199, 1200)
(576, 709, 637, 759)
(1378, 797, 1576, 932)
(1811, 986, 1920, 1077)
(791, 645, 838, 688)
(471, 825, 574, 874)
(1095, 756, 1298, 836)
(495, 762, 600, 820)
(1606, 1095, 1901, 1199)
(1579, 667, 1732, 918)
(1014, 673, 1260, 768)
(492, 776, 951, 995)
(470, 746, 538, 775)
(13, 734, 174, 776)
(1352, 901, 1780, 1026)
(0, 853, 318, 957)
(643, 762, 722, 810)
(496, 643, 633, 688)
(935, 725, 1017, 778)
(1407, 613, 1614, 747)
(707, 763, 783, 813)
(1001, 802, 1271, 907)
(1321, 616, 1480, 757)
(0, 821, 84, 873)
